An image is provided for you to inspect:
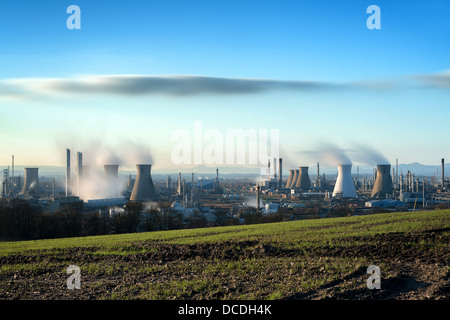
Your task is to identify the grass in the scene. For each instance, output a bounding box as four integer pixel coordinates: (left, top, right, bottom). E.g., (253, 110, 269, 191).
(0, 209, 448, 300)
(0, 209, 448, 255)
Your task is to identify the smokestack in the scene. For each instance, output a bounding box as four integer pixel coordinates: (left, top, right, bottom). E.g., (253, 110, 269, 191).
(396, 158, 398, 188)
(442, 158, 445, 188)
(371, 164, 394, 198)
(295, 166, 311, 190)
(77, 152, 82, 196)
(286, 170, 294, 188)
(11, 155, 14, 197)
(256, 185, 261, 213)
(291, 170, 299, 188)
(66, 148, 70, 197)
(278, 158, 282, 189)
(332, 164, 357, 198)
(21, 168, 40, 197)
(130, 164, 158, 202)
(273, 157, 277, 179)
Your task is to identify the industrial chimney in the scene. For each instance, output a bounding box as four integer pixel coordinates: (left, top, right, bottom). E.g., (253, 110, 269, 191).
(21, 168, 40, 197)
(295, 166, 311, 190)
(285, 170, 294, 188)
(278, 158, 283, 189)
(332, 164, 357, 198)
(130, 164, 158, 202)
(371, 164, 394, 198)
(442, 158, 445, 188)
(77, 152, 82, 196)
(256, 185, 261, 213)
(66, 148, 70, 197)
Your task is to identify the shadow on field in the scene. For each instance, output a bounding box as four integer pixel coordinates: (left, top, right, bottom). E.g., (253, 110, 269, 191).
(285, 267, 430, 300)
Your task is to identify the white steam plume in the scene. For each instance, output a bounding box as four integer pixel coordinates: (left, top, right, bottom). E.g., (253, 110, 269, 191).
(348, 143, 390, 166)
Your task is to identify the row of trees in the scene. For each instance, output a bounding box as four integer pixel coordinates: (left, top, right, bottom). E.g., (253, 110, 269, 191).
(0, 199, 293, 241)
(0, 200, 192, 240)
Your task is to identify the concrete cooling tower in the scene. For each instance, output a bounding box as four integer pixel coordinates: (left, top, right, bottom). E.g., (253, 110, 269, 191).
(295, 166, 311, 190)
(285, 170, 294, 188)
(291, 170, 299, 188)
(130, 164, 158, 201)
(21, 168, 40, 196)
(104, 165, 119, 180)
(371, 164, 394, 198)
(332, 164, 357, 198)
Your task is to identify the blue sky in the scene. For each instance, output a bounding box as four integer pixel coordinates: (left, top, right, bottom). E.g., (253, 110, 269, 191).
(0, 0, 449, 171)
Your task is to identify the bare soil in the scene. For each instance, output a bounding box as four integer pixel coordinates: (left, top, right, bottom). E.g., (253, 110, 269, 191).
(0, 228, 448, 300)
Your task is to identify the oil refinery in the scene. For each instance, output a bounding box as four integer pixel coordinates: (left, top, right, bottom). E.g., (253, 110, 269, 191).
(2, 148, 450, 230)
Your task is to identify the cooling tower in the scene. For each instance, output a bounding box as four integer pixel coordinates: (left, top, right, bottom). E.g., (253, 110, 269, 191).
(130, 164, 158, 201)
(371, 164, 394, 198)
(291, 170, 299, 188)
(21, 168, 40, 196)
(295, 166, 311, 190)
(332, 164, 357, 198)
(286, 170, 294, 188)
(104, 165, 119, 180)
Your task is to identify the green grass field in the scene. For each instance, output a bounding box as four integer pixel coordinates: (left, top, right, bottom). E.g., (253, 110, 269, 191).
(0, 209, 448, 300)
(1, 209, 448, 253)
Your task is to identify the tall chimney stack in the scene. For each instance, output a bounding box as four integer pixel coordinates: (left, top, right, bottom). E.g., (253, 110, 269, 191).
(278, 158, 283, 189)
(66, 148, 70, 197)
(256, 185, 261, 213)
(77, 152, 82, 196)
(442, 158, 445, 188)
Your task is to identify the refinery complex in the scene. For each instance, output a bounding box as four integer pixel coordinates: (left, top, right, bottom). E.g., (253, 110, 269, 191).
(1, 148, 450, 230)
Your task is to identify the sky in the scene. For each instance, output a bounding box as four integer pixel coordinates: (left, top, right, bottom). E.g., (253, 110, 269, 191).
(0, 0, 449, 172)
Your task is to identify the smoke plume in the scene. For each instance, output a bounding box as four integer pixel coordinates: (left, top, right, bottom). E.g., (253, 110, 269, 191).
(55, 137, 154, 201)
(348, 143, 390, 166)
(301, 143, 352, 167)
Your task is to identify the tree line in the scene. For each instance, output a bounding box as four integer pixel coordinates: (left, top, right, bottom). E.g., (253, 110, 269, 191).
(0, 199, 293, 241)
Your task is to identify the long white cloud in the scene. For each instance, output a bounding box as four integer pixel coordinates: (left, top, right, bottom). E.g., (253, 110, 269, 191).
(0, 74, 337, 99)
(0, 71, 448, 100)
